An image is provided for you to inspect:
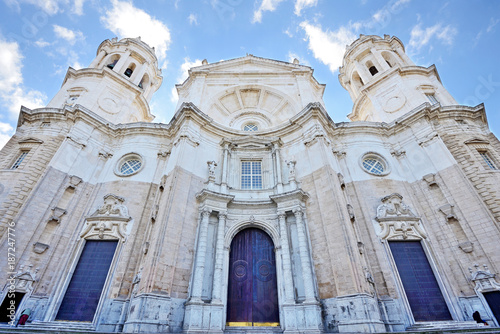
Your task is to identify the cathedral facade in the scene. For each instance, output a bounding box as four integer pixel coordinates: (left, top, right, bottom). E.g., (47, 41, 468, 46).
(1, 35, 500, 333)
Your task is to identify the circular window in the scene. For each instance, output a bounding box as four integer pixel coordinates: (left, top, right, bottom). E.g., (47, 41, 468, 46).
(244, 124, 258, 131)
(115, 153, 144, 176)
(359, 152, 390, 176)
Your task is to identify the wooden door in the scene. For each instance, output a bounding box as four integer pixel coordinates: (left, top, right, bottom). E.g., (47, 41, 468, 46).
(227, 228, 279, 326)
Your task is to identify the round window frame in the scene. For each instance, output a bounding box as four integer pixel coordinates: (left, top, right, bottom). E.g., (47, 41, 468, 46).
(114, 153, 145, 177)
(359, 152, 390, 176)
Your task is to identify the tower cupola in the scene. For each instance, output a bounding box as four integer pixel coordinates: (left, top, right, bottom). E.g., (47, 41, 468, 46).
(47, 37, 163, 123)
(339, 34, 457, 123)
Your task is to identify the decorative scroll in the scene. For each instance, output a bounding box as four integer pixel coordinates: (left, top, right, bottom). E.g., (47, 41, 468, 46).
(80, 194, 131, 241)
(375, 193, 426, 240)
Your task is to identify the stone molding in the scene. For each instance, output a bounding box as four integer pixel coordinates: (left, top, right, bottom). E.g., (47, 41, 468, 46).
(469, 265, 500, 293)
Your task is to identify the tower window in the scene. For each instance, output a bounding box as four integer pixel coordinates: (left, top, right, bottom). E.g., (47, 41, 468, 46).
(11, 151, 29, 169)
(478, 151, 498, 170)
(369, 66, 378, 76)
(386, 60, 392, 68)
(426, 94, 439, 105)
(124, 68, 133, 77)
(241, 161, 262, 189)
(107, 59, 118, 69)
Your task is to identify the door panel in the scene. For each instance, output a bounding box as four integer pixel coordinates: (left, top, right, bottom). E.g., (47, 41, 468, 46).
(56, 240, 117, 322)
(389, 241, 451, 322)
(227, 228, 279, 326)
(483, 291, 500, 325)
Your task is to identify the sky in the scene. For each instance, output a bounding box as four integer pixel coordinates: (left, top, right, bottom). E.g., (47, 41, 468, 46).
(0, 0, 499, 149)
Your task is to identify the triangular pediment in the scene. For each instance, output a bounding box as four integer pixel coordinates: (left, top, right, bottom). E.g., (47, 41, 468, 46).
(191, 55, 311, 75)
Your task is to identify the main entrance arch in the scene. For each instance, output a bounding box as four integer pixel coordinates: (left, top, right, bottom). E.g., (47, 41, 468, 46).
(226, 228, 279, 326)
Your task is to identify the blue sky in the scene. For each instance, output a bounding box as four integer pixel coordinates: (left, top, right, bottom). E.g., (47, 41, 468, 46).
(0, 0, 499, 148)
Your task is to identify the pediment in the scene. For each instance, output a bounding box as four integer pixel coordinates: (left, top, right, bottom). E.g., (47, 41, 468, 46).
(222, 136, 279, 150)
(464, 138, 490, 145)
(193, 55, 309, 75)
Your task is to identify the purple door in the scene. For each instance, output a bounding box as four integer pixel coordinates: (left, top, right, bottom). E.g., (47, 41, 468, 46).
(227, 228, 279, 326)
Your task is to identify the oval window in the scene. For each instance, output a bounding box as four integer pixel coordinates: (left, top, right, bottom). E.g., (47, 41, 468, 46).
(360, 152, 390, 176)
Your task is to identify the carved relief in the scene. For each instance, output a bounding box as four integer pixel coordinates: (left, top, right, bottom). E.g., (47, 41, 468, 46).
(10, 264, 39, 293)
(80, 194, 132, 241)
(207, 161, 217, 182)
(376, 193, 426, 240)
(469, 264, 500, 293)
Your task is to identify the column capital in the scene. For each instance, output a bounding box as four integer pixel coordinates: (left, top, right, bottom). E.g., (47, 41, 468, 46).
(218, 211, 227, 219)
(293, 207, 303, 218)
(201, 207, 212, 218)
(277, 211, 286, 220)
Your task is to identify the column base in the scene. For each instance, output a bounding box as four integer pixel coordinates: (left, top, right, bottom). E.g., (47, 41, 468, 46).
(183, 300, 224, 333)
(281, 301, 322, 333)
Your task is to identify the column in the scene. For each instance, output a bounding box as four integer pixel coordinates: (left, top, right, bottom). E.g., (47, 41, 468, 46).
(278, 212, 295, 302)
(221, 143, 229, 192)
(114, 50, 131, 73)
(90, 49, 106, 68)
(293, 207, 316, 301)
(191, 208, 211, 300)
(273, 142, 283, 192)
(131, 62, 148, 85)
(211, 211, 227, 302)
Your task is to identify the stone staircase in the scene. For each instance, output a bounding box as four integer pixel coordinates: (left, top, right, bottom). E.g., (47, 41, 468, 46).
(1, 324, 499, 334)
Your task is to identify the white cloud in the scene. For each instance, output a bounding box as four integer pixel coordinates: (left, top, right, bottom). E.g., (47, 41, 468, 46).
(408, 23, 457, 54)
(188, 13, 198, 25)
(170, 58, 203, 103)
(299, 21, 356, 74)
(53, 25, 84, 45)
(252, 0, 285, 23)
(0, 38, 46, 119)
(101, 0, 172, 69)
(6, 0, 68, 15)
(72, 0, 85, 15)
(487, 17, 500, 33)
(294, 0, 317, 16)
(35, 39, 51, 47)
(0, 122, 14, 150)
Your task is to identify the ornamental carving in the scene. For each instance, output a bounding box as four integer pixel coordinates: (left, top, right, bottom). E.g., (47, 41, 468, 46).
(81, 194, 132, 241)
(469, 264, 500, 293)
(10, 264, 39, 293)
(375, 193, 426, 240)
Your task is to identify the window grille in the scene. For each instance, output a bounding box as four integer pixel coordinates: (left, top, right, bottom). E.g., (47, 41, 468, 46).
(241, 161, 262, 189)
(479, 151, 498, 170)
(11, 151, 29, 169)
(244, 124, 258, 131)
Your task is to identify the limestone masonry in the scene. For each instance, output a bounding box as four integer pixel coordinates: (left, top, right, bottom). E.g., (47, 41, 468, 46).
(1, 35, 500, 333)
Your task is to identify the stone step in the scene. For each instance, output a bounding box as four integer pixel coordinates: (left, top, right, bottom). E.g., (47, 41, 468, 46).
(224, 326, 283, 334)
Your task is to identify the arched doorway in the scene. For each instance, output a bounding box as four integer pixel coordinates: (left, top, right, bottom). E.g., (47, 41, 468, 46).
(226, 228, 279, 326)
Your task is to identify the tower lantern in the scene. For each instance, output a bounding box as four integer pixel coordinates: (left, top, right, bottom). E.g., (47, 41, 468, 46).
(47, 37, 163, 123)
(339, 34, 457, 123)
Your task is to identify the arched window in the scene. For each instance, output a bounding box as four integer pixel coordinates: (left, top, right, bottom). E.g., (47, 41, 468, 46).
(139, 74, 149, 89)
(106, 55, 120, 70)
(351, 71, 364, 92)
(124, 63, 136, 78)
(381, 51, 398, 69)
(366, 60, 378, 76)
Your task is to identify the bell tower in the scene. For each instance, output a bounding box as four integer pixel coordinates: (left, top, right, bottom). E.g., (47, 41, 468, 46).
(47, 37, 162, 123)
(338, 34, 457, 123)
